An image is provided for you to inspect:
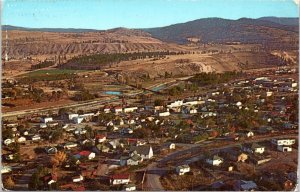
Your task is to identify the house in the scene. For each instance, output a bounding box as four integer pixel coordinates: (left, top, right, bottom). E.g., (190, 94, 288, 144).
(243, 143, 265, 154)
(271, 138, 295, 146)
(40, 123, 47, 129)
(222, 149, 248, 162)
(31, 134, 41, 141)
(239, 130, 254, 138)
(67, 113, 79, 121)
(113, 106, 123, 114)
(1, 166, 12, 174)
(123, 184, 136, 191)
(41, 117, 53, 123)
(120, 154, 143, 166)
(103, 106, 111, 113)
(130, 145, 153, 159)
(233, 180, 257, 191)
(250, 154, 272, 165)
(17, 136, 26, 143)
(73, 116, 84, 124)
(110, 174, 130, 185)
(72, 175, 84, 183)
(277, 145, 292, 152)
(43, 173, 57, 185)
(4, 138, 15, 146)
(94, 144, 110, 153)
(121, 128, 133, 135)
(176, 164, 190, 175)
(158, 111, 170, 117)
(74, 128, 87, 135)
(165, 143, 176, 150)
(167, 100, 183, 108)
(95, 134, 106, 143)
(206, 155, 224, 166)
(75, 151, 96, 160)
(64, 142, 78, 149)
(45, 146, 58, 154)
(124, 107, 138, 113)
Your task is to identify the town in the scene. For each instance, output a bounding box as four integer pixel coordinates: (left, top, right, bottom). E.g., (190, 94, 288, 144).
(2, 67, 298, 191)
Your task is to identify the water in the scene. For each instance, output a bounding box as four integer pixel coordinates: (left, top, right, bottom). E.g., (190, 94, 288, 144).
(104, 91, 122, 95)
(151, 85, 166, 92)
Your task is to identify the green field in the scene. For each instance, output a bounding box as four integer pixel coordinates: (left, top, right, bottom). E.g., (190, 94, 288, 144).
(22, 69, 86, 77)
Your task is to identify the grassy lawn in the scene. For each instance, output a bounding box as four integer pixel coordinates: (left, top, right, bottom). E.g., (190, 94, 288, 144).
(22, 69, 87, 77)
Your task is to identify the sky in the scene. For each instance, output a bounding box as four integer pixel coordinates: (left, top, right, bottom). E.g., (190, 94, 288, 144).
(2, 0, 299, 29)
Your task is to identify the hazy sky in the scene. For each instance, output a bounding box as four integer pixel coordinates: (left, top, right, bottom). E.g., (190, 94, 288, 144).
(2, 0, 299, 29)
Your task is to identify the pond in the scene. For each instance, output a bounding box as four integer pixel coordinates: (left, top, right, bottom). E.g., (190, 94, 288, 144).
(104, 91, 122, 95)
(151, 84, 166, 92)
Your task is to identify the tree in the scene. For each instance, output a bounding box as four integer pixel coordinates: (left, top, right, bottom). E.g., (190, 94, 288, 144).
(58, 108, 67, 117)
(154, 99, 165, 106)
(3, 176, 15, 189)
(51, 151, 66, 168)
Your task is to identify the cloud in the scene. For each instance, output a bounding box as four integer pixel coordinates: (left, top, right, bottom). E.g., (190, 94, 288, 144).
(293, 0, 299, 5)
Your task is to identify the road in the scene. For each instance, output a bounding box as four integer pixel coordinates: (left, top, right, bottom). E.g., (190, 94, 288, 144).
(142, 133, 298, 191)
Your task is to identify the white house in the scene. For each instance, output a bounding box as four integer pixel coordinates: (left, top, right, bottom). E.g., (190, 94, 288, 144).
(68, 113, 79, 121)
(64, 142, 78, 149)
(277, 145, 292, 152)
(17, 136, 26, 143)
(124, 107, 138, 113)
(41, 117, 53, 123)
(206, 155, 224, 166)
(167, 100, 183, 108)
(124, 184, 136, 191)
(31, 134, 41, 141)
(113, 106, 123, 114)
(72, 175, 84, 183)
(40, 123, 47, 129)
(176, 164, 190, 175)
(4, 138, 15, 146)
(271, 138, 295, 146)
(73, 116, 84, 124)
(95, 134, 106, 143)
(110, 174, 130, 185)
(74, 128, 87, 135)
(243, 143, 265, 154)
(159, 111, 170, 117)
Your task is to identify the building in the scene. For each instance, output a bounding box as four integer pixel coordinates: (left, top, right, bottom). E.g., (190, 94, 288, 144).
(277, 145, 293, 152)
(206, 155, 224, 166)
(271, 138, 295, 146)
(176, 164, 190, 175)
(243, 143, 265, 154)
(130, 145, 153, 159)
(110, 174, 130, 185)
(41, 117, 53, 123)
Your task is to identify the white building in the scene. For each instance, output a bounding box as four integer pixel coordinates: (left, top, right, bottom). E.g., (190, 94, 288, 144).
(124, 107, 138, 113)
(72, 175, 84, 183)
(41, 117, 53, 123)
(176, 164, 190, 175)
(206, 155, 224, 166)
(167, 100, 183, 108)
(159, 111, 170, 117)
(277, 145, 293, 152)
(271, 138, 295, 146)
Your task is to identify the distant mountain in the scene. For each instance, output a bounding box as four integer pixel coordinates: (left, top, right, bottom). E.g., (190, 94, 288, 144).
(258, 17, 299, 26)
(143, 17, 298, 48)
(2, 25, 102, 33)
